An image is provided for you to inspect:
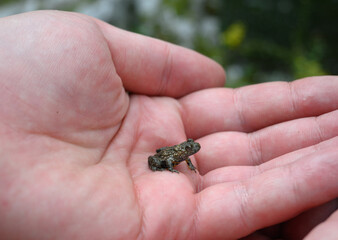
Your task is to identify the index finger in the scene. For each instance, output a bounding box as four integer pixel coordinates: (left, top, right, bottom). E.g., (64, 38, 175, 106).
(94, 19, 225, 97)
(180, 76, 338, 138)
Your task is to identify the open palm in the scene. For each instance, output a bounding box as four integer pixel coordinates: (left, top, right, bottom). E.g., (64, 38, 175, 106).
(0, 11, 337, 240)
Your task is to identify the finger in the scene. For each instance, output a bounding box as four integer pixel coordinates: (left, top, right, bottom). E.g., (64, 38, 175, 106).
(201, 137, 338, 188)
(180, 76, 338, 138)
(304, 209, 338, 240)
(283, 200, 338, 239)
(196, 110, 338, 174)
(240, 232, 272, 240)
(195, 148, 338, 239)
(93, 19, 225, 97)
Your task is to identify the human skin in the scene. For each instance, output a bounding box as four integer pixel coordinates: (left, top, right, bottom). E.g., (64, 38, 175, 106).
(0, 11, 337, 240)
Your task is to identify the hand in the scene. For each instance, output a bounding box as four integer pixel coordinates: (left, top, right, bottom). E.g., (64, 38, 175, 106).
(0, 11, 337, 240)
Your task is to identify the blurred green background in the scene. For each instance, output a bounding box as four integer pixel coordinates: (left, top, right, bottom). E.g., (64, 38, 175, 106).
(1, 0, 337, 87)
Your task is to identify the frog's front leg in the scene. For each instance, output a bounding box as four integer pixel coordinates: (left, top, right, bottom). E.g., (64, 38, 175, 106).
(185, 158, 197, 173)
(166, 158, 179, 173)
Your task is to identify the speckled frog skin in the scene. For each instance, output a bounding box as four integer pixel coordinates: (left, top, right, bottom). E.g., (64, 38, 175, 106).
(148, 139, 201, 173)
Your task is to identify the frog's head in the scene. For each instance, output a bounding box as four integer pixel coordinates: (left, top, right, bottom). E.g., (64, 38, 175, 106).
(184, 139, 201, 154)
(148, 156, 163, 170)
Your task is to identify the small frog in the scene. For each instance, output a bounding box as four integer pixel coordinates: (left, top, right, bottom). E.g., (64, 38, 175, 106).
(148, 139, 201, 173)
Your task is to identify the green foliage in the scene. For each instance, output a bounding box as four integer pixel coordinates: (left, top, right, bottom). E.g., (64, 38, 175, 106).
(0, 0, 18, 6)
(221, 22, 245, 48)
(293, 55, 326, 79)
(163, 0, 189, 16)
(217, 0, 337, 86)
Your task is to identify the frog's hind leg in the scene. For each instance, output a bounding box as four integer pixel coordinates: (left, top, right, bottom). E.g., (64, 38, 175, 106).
(186, 158, 197, 173)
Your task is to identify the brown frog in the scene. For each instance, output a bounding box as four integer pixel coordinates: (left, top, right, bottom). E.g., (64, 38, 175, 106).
(148, 139, 201, 173)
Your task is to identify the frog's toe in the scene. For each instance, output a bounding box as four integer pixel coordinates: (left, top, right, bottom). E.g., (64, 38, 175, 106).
(188, 165, 197, 172)
(149, 166, 156, 171)
(168, 168, 179, 173)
